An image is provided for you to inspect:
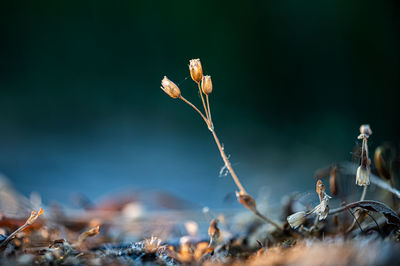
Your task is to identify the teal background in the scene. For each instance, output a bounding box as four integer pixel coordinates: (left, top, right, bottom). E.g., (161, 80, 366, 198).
(0, 1, 399, 208)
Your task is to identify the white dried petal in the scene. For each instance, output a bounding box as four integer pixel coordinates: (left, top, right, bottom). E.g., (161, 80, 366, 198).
(287, 211, 306, 229)
(356, 166, 370, 186)
(312, 194, 330, 221)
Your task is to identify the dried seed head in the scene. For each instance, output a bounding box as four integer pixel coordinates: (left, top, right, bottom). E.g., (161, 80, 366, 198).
(287, 211, 306, 229)
(161, 76, 181, 99)
(189, 59, 203, 83)
(236, 191, 257, 212)
(356, 165, 370, 186)
(26, 208, 43, 225)
(208, 219, 220, 246)
(201, 75, 213, 95)
(360, 124, 372, 137)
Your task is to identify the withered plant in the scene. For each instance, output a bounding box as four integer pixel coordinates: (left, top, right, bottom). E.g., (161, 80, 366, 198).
(160, 59, 282, 231)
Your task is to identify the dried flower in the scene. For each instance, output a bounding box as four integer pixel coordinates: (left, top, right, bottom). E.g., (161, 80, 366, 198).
(77, 225, 100, 245)
(236, 191, 257, 212)
(312, 194, 330, 220)
(287, 211, 306, 229)
(26, 208, 44, 225)
(356, 166, 370, 186)
(312, 180, 331, 220)
(161, 76, 181, 99)
(201, 75, 213, 95)
(189, 59, 203, 83)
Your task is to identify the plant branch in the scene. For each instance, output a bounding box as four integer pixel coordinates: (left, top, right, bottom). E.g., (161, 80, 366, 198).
(206, 94, 213, 129)
(197, 82, 210, 122)
(209, 128, 246, 194)
(180, 96, 209, 126)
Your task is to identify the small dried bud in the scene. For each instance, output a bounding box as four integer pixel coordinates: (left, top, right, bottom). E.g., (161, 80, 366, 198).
(189, 59, 203, 83)
(161, 76, 181, 99)
(360, 124, 372, 137)
(201, 75, 213, 95)
(287, 211, 306, 229)
(236, 191, 257, 212)
(356, 165, 370, 186)
(208, 219, 220, 246)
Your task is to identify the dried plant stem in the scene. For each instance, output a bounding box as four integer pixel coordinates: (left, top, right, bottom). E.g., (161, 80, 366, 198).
(181, 94, 283, 231)
(360, 185, 367, 201)
(209, 128, 246, 194)
(197, 82, 210, 121)
(180, 94, 246, 193)
(206, 95, 213, 129)
(0, 224, 29, 248)
(0, 208, 43, 248)
(180, 96, 209, 125)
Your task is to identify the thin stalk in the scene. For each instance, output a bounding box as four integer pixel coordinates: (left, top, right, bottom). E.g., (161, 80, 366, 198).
(209, 128, 246, 194)
(180, 94, 245, 193)
(180, 96, 209, 126)
(360, 185, 367, 201)
(206, 94, 213, 129)
(197, 82, 210, 121)
(0, 224, 29, 248)
(181, 89, 282, 231)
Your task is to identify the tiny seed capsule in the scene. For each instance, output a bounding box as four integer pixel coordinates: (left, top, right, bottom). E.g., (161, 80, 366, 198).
(189, 59, 203, 83)
(201, 75, 213, 95)
(161, 76, 181, 99)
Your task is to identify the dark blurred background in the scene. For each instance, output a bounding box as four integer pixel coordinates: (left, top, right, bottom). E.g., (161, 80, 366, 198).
(0, 1, 399, 209)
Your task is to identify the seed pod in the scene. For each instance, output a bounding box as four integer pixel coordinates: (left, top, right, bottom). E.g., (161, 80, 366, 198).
(161, 76, 181, 99)
(201, 75, 213, 95)
(287, 211, 306, 229)
(236, 191, 257, 212)
(189, 59, 203, 83)
(356, 166, 370, 186)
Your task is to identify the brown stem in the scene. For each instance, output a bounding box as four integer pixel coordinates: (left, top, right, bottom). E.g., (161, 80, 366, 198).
(206, 94, 213, 129)
(0, 223, 29, 248)
(179, 96, 209, 126)
(209, 128, 246, 194)
(197, 82, 210, 122)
